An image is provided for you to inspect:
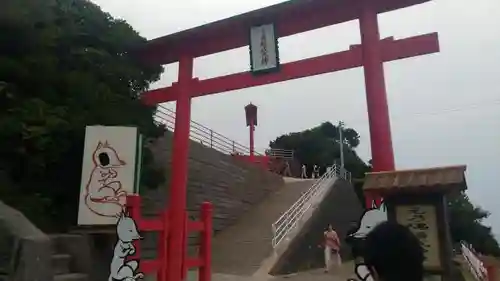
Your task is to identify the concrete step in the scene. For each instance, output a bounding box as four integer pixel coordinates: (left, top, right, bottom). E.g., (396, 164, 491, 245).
(52, 254, 72, 275)
(53, 273, 88, 281)
(211, 180, 315, 275)
(49, 234, 84, 254)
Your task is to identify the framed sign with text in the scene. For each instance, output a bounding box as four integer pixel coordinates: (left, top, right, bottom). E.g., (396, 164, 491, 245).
(249, 23, 280, 74)
(396, 205, 441, 270)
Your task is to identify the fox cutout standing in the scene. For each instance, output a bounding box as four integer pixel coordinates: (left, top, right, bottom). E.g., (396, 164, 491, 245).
(350, 201, 387, 239)
(84, 141, 128, 217)
(109, 211, 144, 281)
(347, 200, 388, 281)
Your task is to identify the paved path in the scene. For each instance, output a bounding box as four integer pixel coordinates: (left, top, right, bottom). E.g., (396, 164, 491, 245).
(208, 262, 355, 281)
(273, 263, 356, 281)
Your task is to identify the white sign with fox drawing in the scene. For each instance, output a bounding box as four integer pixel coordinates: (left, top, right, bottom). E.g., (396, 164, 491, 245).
(78, 126, 140, 225)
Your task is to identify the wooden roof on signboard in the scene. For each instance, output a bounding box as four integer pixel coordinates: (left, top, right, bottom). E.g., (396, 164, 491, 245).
(363, 165, 467, 194)
(135, 0, 432, 64)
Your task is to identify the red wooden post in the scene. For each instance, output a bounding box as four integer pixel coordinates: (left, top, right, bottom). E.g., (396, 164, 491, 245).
(486, 265, 496, 281)
(359, 2, 393, 209)
(199, 202, 213, 281)
(482, 257, 497, 281)
(168, 55, 194, 281)
(181, 213, 188, 281)
(126, 195, 142, 260)
(245, 103, 258, 162)
(249, 123, 255, 161)
(157, 210, 169, 281)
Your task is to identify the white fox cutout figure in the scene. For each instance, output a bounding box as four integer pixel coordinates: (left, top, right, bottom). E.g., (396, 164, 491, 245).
(109, 211, 144, 281)
(84, 141, 128, 217)
(350, 201, 388, 239)
(348, 200, 388, 281)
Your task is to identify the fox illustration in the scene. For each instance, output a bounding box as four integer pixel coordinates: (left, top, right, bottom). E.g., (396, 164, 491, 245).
(347, 200, 388, 281)
(109, 211, 144, 281)
(84, 141, 127, 217)
(350, 201, 387, 239)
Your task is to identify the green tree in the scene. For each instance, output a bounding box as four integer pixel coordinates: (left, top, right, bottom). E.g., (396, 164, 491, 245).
(269, 121, 370, 179)
(0, 0, 165, 231)
(448, 192, 500, 256)
(269, 122, 370, 202)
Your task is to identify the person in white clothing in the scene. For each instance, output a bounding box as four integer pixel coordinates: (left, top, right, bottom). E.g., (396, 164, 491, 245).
(283, 161, 292, 177)
(322, 224, 341, 273)
(301, 164, 307, 179)
(313, 164, 319, 179)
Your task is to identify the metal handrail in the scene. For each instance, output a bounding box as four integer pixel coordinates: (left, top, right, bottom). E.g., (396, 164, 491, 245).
(271, 164, 351, 248)
(461, 242, 488, 281)
(155, 105, 263, 156)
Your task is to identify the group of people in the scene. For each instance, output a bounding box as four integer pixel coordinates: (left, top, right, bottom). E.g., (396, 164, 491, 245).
(279, 162, 331, 179)
(301, 164, 320, 179)
(322, 222, 425, 281)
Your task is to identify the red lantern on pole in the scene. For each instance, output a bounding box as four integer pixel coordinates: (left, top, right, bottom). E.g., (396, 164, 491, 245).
(244, 103, 258, 160)
(245, 103, 258, 127)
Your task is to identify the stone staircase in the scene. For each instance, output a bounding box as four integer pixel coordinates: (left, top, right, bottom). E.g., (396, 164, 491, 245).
(211, 179, 316, 276)
(50, 234, 88, 281)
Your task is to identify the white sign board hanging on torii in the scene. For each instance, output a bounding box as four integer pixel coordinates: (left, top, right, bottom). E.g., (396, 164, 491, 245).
(249, 23, 280, 74)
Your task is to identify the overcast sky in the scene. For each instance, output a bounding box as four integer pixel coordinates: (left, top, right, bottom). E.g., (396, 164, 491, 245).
(92, 0, 500, 235)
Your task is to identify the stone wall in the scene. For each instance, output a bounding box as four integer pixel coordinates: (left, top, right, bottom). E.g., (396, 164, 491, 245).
(140, 131, 284, 258)
(0, 200, 52, 281)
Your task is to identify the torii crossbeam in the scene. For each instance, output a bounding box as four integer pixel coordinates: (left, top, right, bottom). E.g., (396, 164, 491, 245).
(135, 0, 440, 280)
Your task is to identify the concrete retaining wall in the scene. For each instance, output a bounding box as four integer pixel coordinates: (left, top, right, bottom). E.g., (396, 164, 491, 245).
(137, 131, 283, 260)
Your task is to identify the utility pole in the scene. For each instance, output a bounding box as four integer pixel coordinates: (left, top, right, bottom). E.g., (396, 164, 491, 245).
(338, 121, 345, 168)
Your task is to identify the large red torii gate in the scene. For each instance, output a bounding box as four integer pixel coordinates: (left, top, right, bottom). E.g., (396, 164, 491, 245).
(136, 0, 439, 280)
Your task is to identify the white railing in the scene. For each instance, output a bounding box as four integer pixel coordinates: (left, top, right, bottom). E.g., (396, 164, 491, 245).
(155, 105, 264, 156)
(461, 242, 488, 281)
(333, 165, 351, 182)
(271, 164, 351, 248)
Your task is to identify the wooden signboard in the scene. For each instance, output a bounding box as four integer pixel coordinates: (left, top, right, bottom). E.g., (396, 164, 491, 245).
(362, 166, 468, 281)
(396, 205, 441, 270)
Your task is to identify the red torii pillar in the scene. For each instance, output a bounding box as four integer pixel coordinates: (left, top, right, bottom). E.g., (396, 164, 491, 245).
(359, 4, 394, 208)
(167, 56, 193, 281)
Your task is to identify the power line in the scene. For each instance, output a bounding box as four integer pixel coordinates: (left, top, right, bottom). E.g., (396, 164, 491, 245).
(392, 98, 500, 120)
(346, 98, 500, 130)
(157, 97, 500, 147)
